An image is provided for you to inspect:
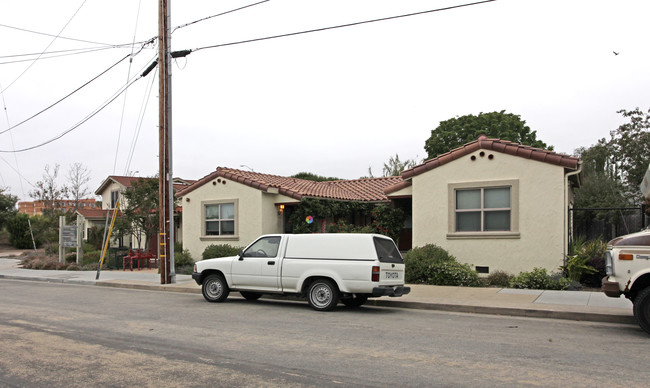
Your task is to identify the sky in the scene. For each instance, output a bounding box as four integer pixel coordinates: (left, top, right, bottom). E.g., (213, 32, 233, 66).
(1, 0, 649, 202)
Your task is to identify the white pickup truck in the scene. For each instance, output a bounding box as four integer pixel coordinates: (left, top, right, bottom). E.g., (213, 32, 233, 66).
(192, 233, 411, 311)
(602, 229, 650, 334)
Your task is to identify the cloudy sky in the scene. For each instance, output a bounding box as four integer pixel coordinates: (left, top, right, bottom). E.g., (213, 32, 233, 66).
(1, 0, 649, 201)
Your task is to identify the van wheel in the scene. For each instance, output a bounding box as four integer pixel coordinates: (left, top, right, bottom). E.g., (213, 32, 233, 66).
(240, 291, 262, 301)
(633, 287, 650, 334)
(308, 279, 339, 311)
(341, 296, 368, 308)
(202, 274, 230, 303)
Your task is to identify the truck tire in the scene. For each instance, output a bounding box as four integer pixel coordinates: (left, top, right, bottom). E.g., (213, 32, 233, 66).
(307, 279, 339, 311)
(202, 274, 230, 303)
(633, 287, 650, 335)
(240, 291, 262, 301)
(341, 295, 368, 308)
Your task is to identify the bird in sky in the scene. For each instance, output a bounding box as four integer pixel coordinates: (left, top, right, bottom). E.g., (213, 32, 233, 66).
(613, 51, 620, 56)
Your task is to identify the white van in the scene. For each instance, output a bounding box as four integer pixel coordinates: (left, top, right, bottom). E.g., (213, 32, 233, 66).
(192, 234, 411, 311)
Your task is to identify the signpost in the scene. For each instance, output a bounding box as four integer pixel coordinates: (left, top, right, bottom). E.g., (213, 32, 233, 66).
(59, 216, 82, 264)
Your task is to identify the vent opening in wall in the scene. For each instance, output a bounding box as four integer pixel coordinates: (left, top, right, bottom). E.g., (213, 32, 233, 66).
(476, 266, 489, 274)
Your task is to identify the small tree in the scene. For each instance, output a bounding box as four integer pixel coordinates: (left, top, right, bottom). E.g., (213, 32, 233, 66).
(29, 164, 69, 217)
(66, 162, 92, 213)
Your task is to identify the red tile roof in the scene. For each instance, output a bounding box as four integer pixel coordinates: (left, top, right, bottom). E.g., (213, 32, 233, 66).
(177, 167, 402, 202)
(76, 208, 112, 219)
(401, 135, 580, 180)
(95, 175, 192, 195)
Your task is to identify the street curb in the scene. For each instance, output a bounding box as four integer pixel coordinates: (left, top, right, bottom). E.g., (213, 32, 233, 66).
(366, 299, 637, 325)
(1, 274, 637, 325)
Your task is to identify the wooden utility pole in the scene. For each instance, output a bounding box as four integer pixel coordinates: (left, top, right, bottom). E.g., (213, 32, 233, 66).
(158, 0, 175, 284)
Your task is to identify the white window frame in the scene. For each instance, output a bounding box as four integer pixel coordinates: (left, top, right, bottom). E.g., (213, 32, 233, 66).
(201, 199, 238, 240)
(447, 179, 520, 239)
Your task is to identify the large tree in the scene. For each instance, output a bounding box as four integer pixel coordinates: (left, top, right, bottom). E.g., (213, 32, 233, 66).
(610, 107, 650, 203)
(573, 107, 650, 215)
(424, 111, 552, 159)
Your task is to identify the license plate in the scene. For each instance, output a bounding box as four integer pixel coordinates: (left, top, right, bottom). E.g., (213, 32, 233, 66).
(385, 271, 399, 279)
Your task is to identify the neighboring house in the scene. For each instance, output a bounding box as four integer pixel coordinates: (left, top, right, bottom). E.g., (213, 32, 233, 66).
(385, 135, 582, 274)
(76, 176, 194, 249)
(18, 198, 98, 216)
(178, 135, 582, 275)
(176, 168, 402, 261)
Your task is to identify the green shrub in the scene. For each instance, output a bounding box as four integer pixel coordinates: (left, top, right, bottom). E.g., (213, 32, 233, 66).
(81, 251, 101, 266)
(403, 244, 481, 286)
(484, 270, 514, 287)
(174, 241, 183, 252)
(202, 244, 243, 260)
(509, 268, 570, 290)
(65, 253, 76, 263)
(403, 244, 455, 284)
(565, 238, 606, 287)
(174, 249, 194, 268)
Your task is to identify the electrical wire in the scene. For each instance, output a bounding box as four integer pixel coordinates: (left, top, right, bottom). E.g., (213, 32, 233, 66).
(173, 0, 270, 32)
(113, 0, 144, 174)
(0, 54, 133, 135)
(193, 0, 496, 52)
(0, 22, 140, 47)
(124, 66, 157, 175)
(0, 53, 157, 153)
(0, 43, 153, 65)
(1, 0, 89, 94)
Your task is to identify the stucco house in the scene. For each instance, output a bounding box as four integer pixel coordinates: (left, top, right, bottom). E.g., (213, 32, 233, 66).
(76, 176, 193, 249)
(176, 169, 402, 260)
(385, 135, 582, 274)
(178, 136, 582, 275)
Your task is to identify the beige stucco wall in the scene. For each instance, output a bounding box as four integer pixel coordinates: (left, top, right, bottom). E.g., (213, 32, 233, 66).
(181, 178, 297, 261)
(411, 150, 570, 275)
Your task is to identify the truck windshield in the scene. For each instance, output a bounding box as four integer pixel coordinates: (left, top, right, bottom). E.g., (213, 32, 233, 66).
(373, 237, 403, 263)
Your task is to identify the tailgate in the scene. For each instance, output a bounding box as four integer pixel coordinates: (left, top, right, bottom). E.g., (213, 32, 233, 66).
(378, 262, 406, 286)
(373, 236, 406, 286)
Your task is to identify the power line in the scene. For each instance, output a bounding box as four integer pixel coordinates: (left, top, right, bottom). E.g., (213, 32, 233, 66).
(193, 0, 497, 53)
(0, 43, 153, 65)
(113, 0, 145, 174)
(124, 66, 157, 175)
(0, 22, 131, 47)
(0, 54, 157, 153)
(0, 54, 133, 135)
(0, 0, 89, 94)
(173, 0, 270, 32)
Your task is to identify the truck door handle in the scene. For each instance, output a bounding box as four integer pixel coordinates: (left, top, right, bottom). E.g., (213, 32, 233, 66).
(267, 261, 275, 265)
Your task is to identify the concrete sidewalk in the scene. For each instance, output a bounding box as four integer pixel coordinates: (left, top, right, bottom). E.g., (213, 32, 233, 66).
(0, 255, 635, 325)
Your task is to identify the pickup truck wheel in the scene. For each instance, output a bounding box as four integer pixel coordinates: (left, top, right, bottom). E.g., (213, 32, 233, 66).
(341, 295, 368, 308)
(240, 291, 262, 301)
(308, 279, 339, 311)
(633, 287, 650, 334)
(202, 274, 230, 303)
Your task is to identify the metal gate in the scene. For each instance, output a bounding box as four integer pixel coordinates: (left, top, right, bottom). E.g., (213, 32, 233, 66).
(569, 206, 648, 242)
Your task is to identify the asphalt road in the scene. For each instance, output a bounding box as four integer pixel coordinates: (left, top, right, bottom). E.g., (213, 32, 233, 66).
(0, 279, 647, 387)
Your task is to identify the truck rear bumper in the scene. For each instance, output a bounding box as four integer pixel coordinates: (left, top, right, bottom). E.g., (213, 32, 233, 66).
(602, 276, 622, 298)
(372, 285, 411, 297)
